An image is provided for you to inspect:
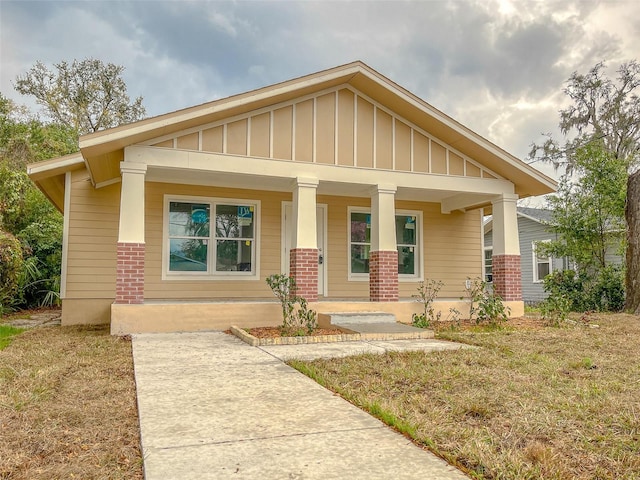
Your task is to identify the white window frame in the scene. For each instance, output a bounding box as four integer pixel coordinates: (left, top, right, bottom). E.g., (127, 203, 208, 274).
(484, 246, 493, 283)
(162, 195, 261, 280)
(347, 206, 423, 282)
(532, 240, 552, 283)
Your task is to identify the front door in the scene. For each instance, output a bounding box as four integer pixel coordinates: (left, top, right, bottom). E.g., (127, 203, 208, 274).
(282, 203, 326, 296)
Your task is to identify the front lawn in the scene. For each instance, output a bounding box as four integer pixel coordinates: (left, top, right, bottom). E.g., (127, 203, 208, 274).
(0, 324, 24, 350)
(291, 314, 640, 479)
(0, 325, 142, 479)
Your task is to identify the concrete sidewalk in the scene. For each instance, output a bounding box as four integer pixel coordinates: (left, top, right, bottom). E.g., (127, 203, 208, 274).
(132, 332, 469, 479)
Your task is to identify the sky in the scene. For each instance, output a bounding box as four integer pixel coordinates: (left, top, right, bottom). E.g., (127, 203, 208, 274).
(1, 0, 640, 187)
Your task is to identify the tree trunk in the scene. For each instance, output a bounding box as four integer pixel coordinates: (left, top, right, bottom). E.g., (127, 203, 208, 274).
(626, 170, 640, 314)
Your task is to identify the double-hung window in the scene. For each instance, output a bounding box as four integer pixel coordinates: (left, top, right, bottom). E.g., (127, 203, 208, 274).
(348, 208, 421, 280)
(484, 247, 493, 283)
(532, 240, 552, 283)
(165, 196, 259, 279)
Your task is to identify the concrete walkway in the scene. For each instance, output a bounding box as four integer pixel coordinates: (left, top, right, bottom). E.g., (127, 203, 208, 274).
(132, 332, 469, 479)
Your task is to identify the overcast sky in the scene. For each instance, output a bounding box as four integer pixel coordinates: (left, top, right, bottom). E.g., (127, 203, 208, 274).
(2, 0, 639, 185)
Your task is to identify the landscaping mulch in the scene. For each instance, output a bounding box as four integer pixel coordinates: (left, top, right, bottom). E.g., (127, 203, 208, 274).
(247, 326, 345, 338)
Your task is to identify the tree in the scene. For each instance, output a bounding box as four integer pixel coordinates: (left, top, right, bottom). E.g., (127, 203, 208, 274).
(542, 141, 626, 271)
(14, 59, 145, 135)
(0, 94, 77, 168)
(529, 61, 640, 314)
(0, 98, 74, 308)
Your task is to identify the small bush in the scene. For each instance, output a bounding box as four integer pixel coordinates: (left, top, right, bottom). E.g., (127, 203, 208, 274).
(411, 279, 443, 328)
(464, 277, 510, 327)
(266, 274, 317, 336)
(543, 267, 625, 313)
(0, 230, 23, 314)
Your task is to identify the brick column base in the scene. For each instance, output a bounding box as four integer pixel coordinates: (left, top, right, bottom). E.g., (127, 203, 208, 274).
(290, 248, 318, 302)
(116, 242, 145, 304)
(492, 254, 522, 301)
(369, 250, 398, 302)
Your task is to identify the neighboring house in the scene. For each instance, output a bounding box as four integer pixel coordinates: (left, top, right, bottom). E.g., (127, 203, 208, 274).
(28, 62, 555, 333)
(484, 207, 567, 304)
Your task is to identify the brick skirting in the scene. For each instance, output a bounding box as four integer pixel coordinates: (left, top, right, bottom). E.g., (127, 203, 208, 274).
(369, 250, 399, 302)
(492, 254, 522, 301)
(290, 248, 318, 302)
(116, 242, 145, 304)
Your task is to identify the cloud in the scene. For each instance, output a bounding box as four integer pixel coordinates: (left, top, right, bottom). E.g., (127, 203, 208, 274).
(2, 0, 639, 178)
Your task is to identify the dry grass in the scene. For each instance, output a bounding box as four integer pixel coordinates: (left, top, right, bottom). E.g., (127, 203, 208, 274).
(0, 325, 143, 480)
(291, 313, 640, 480)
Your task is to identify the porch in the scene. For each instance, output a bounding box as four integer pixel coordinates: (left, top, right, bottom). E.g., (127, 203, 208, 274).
(110, 298, 525, 334)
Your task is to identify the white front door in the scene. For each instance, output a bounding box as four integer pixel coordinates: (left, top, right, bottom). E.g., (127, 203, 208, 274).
(282, 203, 326, 296)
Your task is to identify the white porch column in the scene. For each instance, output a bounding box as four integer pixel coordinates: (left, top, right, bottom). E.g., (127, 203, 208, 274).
(491, 193, 522, 301)
(290, 177, 319, 301)
(116, 162, 147, 304)
(370, 184, 398, 301)
(118, 162, 147, 243)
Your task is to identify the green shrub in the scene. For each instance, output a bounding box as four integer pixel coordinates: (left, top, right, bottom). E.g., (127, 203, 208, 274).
(0, 230, 23, 314)
(411, 279, 443, 328)
(464, 277, 510, 327)
(543, 267, 625, 313)
(266, 274, 317, 336)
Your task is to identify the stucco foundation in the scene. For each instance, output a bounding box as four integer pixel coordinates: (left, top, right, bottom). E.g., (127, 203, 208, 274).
(110, 299, 524, 334)
(62, 298, 113, 325)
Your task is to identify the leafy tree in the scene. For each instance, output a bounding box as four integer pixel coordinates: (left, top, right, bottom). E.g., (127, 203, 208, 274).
(1, 58, 147, 309)
(529, 61, 640, 314)
(541, 141, 626, 272)
(0, 96, 74, 308)
(0, 94, 76, 168)
(14, 59, 145, 135)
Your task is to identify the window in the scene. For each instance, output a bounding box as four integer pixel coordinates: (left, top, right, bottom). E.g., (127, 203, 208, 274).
(348, 208, 421, 280)
(533, 240, 552, 283)
(484, 247, 493, 283)
(164, 196, 259, 279)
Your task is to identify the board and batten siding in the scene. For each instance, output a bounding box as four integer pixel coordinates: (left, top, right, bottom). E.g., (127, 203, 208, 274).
(145, 88, 501, 182)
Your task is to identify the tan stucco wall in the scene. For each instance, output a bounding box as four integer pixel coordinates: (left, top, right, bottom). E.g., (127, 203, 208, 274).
(110, 299, 525, 334)
(62, 298, 113, 325)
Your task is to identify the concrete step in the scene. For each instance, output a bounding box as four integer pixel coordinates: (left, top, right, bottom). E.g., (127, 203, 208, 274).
(318, 312, 396, 327)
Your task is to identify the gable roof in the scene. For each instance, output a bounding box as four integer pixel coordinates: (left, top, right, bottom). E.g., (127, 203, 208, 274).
(517, 207, 553, 224)
(29, 61, 556, 210)
(484, 207, 552, 235)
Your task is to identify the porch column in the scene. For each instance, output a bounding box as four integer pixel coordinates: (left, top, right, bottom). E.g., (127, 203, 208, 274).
(370, 184, 398, 302)
(491, 193, 522, 301)
(116, 162, 147, 304)
(290, 177, 319, 302)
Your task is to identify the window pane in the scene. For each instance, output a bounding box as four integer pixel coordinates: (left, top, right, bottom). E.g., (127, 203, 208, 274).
(215, 204, 254, 239)
(398, 246, 415, 275)
(216, 240, 253, 272)
(169, 202, 209, 237)
(169, 238, 207, 271)
(538, 262, 550, 280)
(350, 213, 371, 243)
(396, 215, 417, 245)
(484, 249, 493, 282)
(351, 244, 370, 273)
